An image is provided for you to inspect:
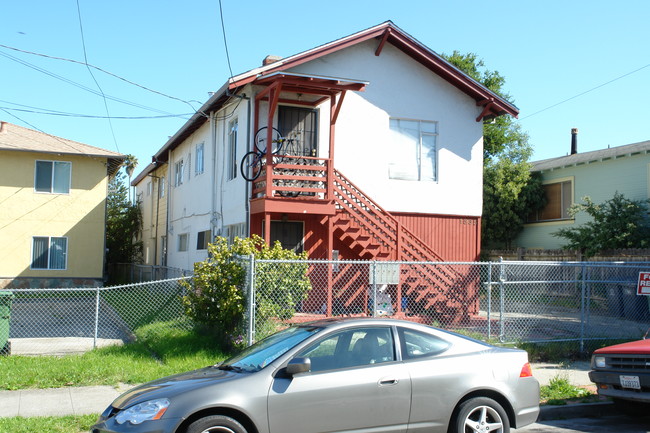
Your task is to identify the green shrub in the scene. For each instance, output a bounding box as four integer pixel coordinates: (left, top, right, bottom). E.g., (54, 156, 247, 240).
(182, 235, 311, 346)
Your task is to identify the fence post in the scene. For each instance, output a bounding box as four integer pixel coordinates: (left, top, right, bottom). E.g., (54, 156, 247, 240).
(371, 261, 377, 317)
(487, 262, 492, 339)
(93, 286, 100, 350)
(498, 257, 505, 342)
(247, 255, 256, 346)
(580, 262, 586, 353)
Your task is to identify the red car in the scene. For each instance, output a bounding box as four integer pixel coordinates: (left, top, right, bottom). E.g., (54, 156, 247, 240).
(589, 338, 650, 409)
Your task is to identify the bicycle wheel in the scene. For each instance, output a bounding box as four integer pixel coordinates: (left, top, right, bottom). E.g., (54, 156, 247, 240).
(254, 126, 283, 154)
(240, 151, 263, 181)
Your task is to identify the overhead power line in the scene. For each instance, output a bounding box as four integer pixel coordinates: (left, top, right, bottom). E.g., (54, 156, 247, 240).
(521, 63, 650, 120)
(76, 0, 119, 152)
(0, 43, 204, 115)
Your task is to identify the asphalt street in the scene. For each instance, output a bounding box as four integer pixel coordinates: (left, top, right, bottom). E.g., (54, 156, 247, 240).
(520, 414, 650, 433)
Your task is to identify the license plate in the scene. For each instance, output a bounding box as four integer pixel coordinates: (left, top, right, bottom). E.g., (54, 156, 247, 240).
(620, 375, 641, 389)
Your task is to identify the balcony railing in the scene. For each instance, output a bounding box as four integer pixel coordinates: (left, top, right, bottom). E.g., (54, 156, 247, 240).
(251, 155, 331, 199)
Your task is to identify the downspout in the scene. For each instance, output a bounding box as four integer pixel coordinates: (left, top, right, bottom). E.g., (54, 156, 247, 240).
(210, 112, 217, 238)
(245, 92, 252, 236)
(164, 149, 171, 267)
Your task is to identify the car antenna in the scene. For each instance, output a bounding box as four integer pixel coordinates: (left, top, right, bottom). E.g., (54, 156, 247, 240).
(644, 327, 650, 340)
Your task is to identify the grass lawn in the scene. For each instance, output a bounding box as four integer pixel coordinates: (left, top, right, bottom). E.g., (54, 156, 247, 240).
(0, 414, 98, 433)
(0, 319, 229, 390)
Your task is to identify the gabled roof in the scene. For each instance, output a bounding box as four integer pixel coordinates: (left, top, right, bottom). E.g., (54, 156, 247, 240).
(532, 140, 650, 172)
(140, 21, 518, 183)
(229, 21, 518, 119)
(0, 121, 125, 175)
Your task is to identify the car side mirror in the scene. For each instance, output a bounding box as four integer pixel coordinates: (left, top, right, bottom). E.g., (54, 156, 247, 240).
(286, 357, 311, 375)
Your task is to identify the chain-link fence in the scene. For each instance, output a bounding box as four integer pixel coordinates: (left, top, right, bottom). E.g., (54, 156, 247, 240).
(2, 260, 649, 356)
(2, 278, 191, 356)
(245, 259, 650, 346)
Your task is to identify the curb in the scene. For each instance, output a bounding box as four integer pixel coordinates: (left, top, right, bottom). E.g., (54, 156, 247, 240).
(538, 401, 616, 421)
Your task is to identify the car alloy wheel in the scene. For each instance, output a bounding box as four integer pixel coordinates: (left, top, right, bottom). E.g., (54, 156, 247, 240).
(454, 397, 509, 433)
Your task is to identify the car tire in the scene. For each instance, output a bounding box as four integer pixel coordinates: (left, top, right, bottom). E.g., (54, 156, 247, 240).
(186, 415, 248, 433)
(452, 396, 510, 433)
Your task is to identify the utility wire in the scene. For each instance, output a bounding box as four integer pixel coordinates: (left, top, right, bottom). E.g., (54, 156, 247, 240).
(521, 63, 650, 120)
(0, 51, 177, 116)
(0, 108, 103, 157)
(76, 0, 119, 152)
(1, 105, 193, 119)
(218, 0, 234, 81)
(0, 43, 204, 115)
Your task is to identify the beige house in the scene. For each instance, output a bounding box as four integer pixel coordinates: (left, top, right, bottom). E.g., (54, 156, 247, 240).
(0, 121, 124, 288)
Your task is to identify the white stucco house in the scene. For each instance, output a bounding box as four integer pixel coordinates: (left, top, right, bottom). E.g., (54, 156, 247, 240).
(132, 21, 518, 318)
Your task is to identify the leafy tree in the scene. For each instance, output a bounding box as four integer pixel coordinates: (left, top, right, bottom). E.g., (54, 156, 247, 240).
(106, 170, 143, 268)
(182, 235, 312, 347)
(443, 51, 545, 248)
(553, 193, 650, 257)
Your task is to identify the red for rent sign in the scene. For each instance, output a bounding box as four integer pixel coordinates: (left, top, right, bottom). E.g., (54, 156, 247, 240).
(638, 272, 650, 295)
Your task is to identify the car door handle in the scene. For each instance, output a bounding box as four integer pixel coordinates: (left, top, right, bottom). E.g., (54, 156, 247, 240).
(379, 377, 399, 386)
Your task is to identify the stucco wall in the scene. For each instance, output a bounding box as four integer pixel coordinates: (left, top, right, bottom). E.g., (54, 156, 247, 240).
(0, 150, 108, 280)
(288, 40, 485, 216)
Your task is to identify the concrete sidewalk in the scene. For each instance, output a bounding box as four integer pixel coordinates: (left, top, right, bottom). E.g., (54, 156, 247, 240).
(0, 383, 132, 418)
(0, 361, 596, 418)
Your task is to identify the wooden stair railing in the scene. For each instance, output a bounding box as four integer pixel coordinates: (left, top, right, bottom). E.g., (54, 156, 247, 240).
(330, 169, 467, 319)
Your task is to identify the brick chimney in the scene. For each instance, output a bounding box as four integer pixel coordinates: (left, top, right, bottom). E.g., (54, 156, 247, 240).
(262, 55, 282, 66)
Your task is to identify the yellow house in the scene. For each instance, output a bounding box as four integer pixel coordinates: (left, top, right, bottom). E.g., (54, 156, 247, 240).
(0, 121, 125, 288)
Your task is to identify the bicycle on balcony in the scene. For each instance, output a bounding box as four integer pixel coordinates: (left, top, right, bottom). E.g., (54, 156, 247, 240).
(240, 127, 299, 181)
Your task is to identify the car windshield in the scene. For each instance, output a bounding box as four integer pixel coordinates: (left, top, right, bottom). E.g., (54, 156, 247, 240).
(219, 325, 322, 372)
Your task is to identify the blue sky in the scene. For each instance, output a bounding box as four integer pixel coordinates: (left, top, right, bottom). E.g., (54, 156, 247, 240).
(2, 1, 649, 175)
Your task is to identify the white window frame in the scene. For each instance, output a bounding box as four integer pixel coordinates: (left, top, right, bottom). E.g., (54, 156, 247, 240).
(175, 160, 184, 187)
(227, 119, 238, 181)
(34, 160, 72, 194)
(195, 143, 205, 175)
(388, 118, 438, 182)
(178, 233, 189, 252)
(146, 181, 152, 196)
(31, 236, 68, 270)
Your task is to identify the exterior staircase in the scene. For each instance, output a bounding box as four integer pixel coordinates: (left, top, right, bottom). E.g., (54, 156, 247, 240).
(325, 170, 477, 323)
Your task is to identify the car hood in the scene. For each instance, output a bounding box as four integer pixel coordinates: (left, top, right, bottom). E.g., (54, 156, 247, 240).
(594, 338, 650, 354)
(112, 366, 241, 409)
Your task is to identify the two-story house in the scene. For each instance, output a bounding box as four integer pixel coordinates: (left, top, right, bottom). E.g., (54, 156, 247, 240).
(133, 21, 518, 317)
(517, 129, 650, 249)
(0, 121, 125, 288)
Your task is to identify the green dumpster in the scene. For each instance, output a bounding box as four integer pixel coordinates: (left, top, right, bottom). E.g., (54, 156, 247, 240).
(0, 291, 14, 355)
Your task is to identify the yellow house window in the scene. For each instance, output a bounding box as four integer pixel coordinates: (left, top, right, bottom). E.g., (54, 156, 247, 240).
(32, 236, 67, 270)
(35, 161, 71, 194)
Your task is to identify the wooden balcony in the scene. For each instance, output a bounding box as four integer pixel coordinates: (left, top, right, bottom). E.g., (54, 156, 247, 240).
(248, 155, 337, 216)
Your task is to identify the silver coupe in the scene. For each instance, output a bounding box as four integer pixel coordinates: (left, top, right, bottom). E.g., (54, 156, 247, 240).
(92, 317, 539, 433)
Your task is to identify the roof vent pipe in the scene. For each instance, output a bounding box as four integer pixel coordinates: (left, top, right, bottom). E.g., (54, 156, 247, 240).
(571, 128, 578, 155)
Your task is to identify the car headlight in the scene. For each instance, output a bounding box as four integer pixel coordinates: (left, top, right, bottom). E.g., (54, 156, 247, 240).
(594, 356, 606, 368)
(115, 398, 170, 425)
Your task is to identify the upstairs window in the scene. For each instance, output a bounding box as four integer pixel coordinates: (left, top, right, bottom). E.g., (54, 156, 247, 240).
(32, 236, 67, 270)
(175, 160, 184, 186)
(159, 176, 165, 197)
(195, 143, 205, 175)
(35, 161, 71, 194)
(388, 119, 437, 182)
